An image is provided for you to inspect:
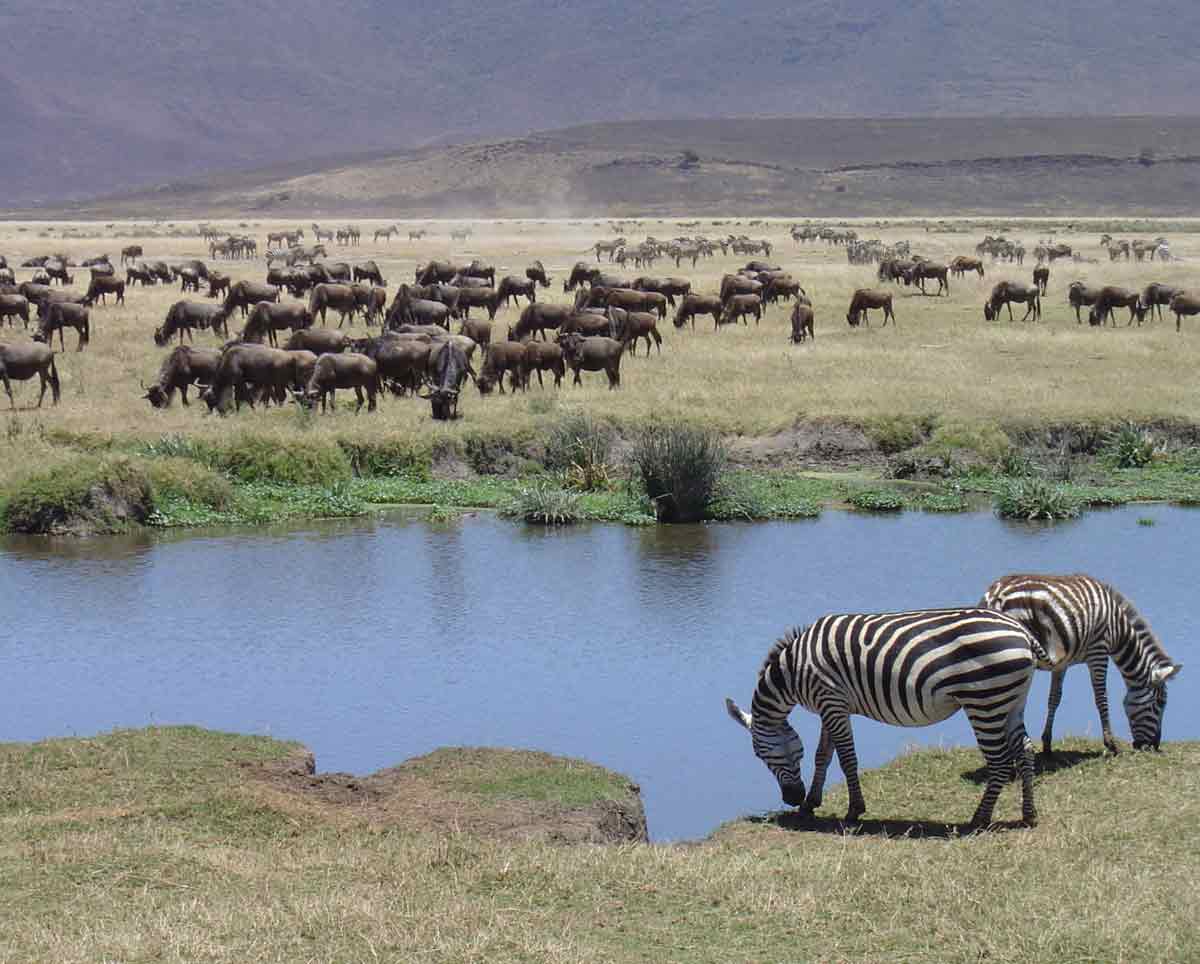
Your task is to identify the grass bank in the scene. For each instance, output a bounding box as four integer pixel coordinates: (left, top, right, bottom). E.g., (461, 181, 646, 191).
(4, 415, 1200, 534)
(1, 726, 1196, 962)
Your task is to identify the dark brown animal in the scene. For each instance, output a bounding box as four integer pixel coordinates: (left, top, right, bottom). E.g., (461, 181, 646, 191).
(204, 345, 317, 413)
(910, 263, 950, 296)
(496, 275, 536, 307)
(351, 334, 431, 396)
(353, 261, 386, 286)
(309, 284, 360, 327)
(126, 264, 157, 287)
(557, 333, 624, 388)
(720, 294, 763, 327)
(423, 340, 476, 419)
(846, 289, 896, 327)
(520, 339, 565, 389)
(790, 303, 814, 343)
(243, 301, 315, 346)
(1140, 283, 1179, 322)
(673, 294, 723, 330)
(120, 245, 143, 265)
(1088, 286, 1142, 327)
(0, 341, 60, 407)
(614, 310, 663, 355)
(36, 301, 90, 351)
(720, 274, 763, 304)
(0, 294, 30, 328)
(142, 346, 220, 407)
(525, 261, 551, 288)
(456, 286, 504, 320)
(949, 255, 985, 278)
(297, 353, 379, 413)
(1067, 282, 1102, 324)
(284, 329, 351, 355)
(82, 275, 125, 306)
(207, 272, 231, 299)
(476, 341, 526, 394)
(511, 302, 570, 341)
(154, 301, 230, 346)
(459, 318, 492, 355)
(633, 276, 691, 307)
(223, 281, 280, 317)
(1033, 266, 1050, 295)
(1169, 292, 1200, 333)
(985, 282, 1041, 322)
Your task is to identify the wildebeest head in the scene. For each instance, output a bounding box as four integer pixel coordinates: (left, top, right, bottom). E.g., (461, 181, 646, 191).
(846, 308, 861, 327)
(153, 326, 169, 347)
(983, 302, 996, 322)
(142, 382, 169, 408)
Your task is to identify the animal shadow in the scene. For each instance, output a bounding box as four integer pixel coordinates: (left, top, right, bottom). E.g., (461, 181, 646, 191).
(960, 747, 1106, 785)
(748, 810, 1029, 839)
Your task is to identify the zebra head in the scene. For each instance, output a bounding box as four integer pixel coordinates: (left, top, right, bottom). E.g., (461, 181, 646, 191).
(725, 698, 806, 806)
(1124, 662, 1182, 750)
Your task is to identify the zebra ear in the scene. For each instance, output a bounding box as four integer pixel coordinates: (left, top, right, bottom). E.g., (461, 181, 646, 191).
(725, 698, 752, 730)
(1152, 663, 1182, 685)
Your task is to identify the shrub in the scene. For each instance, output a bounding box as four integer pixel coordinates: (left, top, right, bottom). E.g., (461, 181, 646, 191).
(994, 478, 1081, 521)
(144, 458, 232, 509)
(501, 481, 581, 525)
(338, 438, 431, 479)
(545, 415, 615, 491)
(136, 433, 213, 463)
(629, 423, 727, 523)
(2, 456, 154, 534)
(864, 416, 930, 455)
(848, 488, 905, 512)
(1103, 423, 1157, 469)
(210, 434, 351, 486)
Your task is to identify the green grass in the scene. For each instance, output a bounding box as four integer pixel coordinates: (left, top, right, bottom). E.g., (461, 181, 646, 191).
(1, 727, 1197, 962)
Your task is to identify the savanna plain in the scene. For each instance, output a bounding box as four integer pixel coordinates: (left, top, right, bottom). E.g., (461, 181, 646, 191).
(3, 217, 1200, 963)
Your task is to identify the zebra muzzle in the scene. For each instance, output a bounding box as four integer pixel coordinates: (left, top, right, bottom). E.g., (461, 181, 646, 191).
(781, 783, 807, 808)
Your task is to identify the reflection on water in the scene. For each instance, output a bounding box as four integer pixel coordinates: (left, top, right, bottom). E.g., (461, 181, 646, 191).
(1, 504, 1194, 840)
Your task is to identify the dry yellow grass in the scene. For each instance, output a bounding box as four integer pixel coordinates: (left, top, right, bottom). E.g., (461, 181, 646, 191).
(2, 217, 1198, 487)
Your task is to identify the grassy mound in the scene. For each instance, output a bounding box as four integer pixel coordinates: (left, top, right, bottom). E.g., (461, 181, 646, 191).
(1, 455, 155, 535)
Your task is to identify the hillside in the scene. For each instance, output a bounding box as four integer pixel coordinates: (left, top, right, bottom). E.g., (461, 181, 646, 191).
(32, 116, 1200, 217)
(4, 0, 1200, 205)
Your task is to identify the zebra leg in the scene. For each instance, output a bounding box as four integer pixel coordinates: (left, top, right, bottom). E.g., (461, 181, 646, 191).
(1086, 647, 1120, 755)
(803, 723, 835, 812)
(823, 708, 865, 821)
(1041, 670, 1066, 756)
(1010, 713, 1038, 827)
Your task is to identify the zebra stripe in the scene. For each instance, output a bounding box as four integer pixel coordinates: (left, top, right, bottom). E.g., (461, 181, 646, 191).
(726, 608, 1047, 828)
(980, 574, 1182, 753)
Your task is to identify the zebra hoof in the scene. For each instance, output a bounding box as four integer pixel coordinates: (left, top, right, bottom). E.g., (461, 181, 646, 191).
(1022, 813, 1038, 828)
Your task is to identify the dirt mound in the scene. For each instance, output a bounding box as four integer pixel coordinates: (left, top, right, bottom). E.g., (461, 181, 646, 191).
(245, 746, 648, 845)
(729, 420, 883, 471)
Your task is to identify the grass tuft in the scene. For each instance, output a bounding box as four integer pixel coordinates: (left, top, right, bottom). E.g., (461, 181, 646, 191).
(501, 479, 582, 525)
(629, 421, 727, 522)
(994, 476, 1082, 521)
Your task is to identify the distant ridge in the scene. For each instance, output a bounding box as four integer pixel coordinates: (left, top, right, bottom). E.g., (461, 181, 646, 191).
(4, 0, 1200, 204)
(23, 116, 1200, 218)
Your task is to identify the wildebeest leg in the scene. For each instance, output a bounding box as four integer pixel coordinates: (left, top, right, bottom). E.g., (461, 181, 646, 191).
(2, 371, 14, 408)
(1006, 301, 1014, 322)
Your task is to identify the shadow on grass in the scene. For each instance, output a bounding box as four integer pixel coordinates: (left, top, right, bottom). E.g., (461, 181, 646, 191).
(747, 811, 1032, 839)
(959, 747, 1106, 785)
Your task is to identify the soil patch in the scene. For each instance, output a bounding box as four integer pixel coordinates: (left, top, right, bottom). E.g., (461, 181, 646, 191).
(244, 745, 648, 844)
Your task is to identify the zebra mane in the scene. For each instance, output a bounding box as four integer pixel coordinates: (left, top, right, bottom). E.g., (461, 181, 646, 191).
(757, 626, 804, 680)
(1105, 583, 1171, 665)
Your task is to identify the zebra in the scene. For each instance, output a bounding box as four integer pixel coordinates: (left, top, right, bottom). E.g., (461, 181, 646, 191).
(980, 574, 1182, 755)
(726, 608, 1049, 829)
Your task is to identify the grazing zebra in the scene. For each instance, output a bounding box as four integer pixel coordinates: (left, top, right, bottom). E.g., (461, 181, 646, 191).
(726, 608, 1048, 828)
(980, 574, 1182, 755)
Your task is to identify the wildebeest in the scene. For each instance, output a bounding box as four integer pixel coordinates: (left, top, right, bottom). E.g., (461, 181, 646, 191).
(1033, 266, 1050, 295)
(520, 339, 566, 389)
(142, 346, 220, 407)
(1140, 283, 1180, 322)
(284, 328, 351, 355)
(633, 276, 691, 307)
(308, 284, 360, 327)
(223, 281, 280, 317)
(455, 286, 504, 320)
(1088, 286, 1142, 327)
(350, 284, 387, 325)
(510, 302, 570, 341)
(296, 353, 379, 413)
(720, 294, 763, 327)
(613, 310, 663, 355)
(154, 301, 231, 346)
(790, 303, 815, 343)
(557, 333, 624, 388)
(984, 281, 1041, 322)
(525, 260, 551, 288)
(846, 289, 896, 327)
(415, 260, 461, 285)
(949, 255, 985, 278)
(0, 340, 60, 408)
(204, 345, 317, 413)
(36, 301, 90, 350)
(424, 339, 476, 419)
(126, 264, 158, 287)
(761, 276, 805, 305)
(90, 263, 115, 279)
(910, 262, 950, 296)
(476, 341, 527, 394)
(719, 274, 763, 304)
(207, 271, 231, 299)
(351, 334, 431, 396)
(353, 261, 386, 286)
(243, 301, 315, 345)
(563, 262, 599, 291)
(82, 275, 126, 306)
(496, 275, 537, 307)
(1168, 292, 1200, 333)
(0, 294, 30, 328)
(1067, 282, 1102, 324)
(673, 294, 723, 330)
(120, 245, 143, 265)
(388, 287, 452, 329)
(44, 262, 73, 285)
(459, 318, 492, 355)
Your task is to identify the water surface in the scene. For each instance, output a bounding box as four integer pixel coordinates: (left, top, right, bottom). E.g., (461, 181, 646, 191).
(2, 506, 1194, 840)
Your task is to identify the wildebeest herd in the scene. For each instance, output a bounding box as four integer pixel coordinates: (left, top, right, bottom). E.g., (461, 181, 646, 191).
(0, 224, 1192, 414)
